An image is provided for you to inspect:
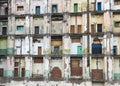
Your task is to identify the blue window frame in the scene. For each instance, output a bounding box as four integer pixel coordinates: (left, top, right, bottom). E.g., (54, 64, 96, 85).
(17, 26, 24, 31)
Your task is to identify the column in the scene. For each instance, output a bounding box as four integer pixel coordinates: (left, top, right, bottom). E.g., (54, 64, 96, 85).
(25, 56, 32, 77)
(6, 56, 14, 77)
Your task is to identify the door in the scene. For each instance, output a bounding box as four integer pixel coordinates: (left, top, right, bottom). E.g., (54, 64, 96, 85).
(35, 26, 39, 34)
(14, 68, 18, 77)
(51, 67, 62, 78)
(91, 24, 95, 33)
(77, 46, 82, 55)
(70, 25, 75, 34)
(113, 46, 117, 55)
(2, 27, 7, 35)
(78, 25, 82, 33)
(0, 68, 3, 77)
(71, 60, 82, 76)
(22, 68, 25, 77)
(74, 3, 78, 12)
(97, 2, 101, 11)
(38, 47, 42, 55)
(54, 46, 59, 55)
(97, 24, 102, 32)
(36, 6, 40, 15)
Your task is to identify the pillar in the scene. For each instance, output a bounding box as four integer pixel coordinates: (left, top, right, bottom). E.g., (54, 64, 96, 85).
(25, 56, 32, 77)
(6, 56, 14, 77)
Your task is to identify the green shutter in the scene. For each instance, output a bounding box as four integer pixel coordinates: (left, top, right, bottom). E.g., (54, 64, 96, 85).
(74, 3, 78, 13)
(77, 46, 82, 55)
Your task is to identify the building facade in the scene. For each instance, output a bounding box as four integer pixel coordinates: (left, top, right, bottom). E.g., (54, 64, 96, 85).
(0, 0, 120, 86)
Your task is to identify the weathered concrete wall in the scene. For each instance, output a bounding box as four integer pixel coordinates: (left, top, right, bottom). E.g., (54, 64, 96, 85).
(14, 37, 30, 55)
(33, 17, 44, 34)
(30, 0, 45, 14)
(32, 38, 43, 55)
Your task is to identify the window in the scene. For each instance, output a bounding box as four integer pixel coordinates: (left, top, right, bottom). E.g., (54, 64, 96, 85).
(17, 6, 24, 11)
(17, 26, 24, 31)
(97, 24, 102, 32)
(2, 21, 7, 26)
(35, 26, 39, 34)
(114, 21, 120, 27)
(114, 0, 120, 5)
(35, 6, 40, 15)
(97, 2, 102, 11)
(74, 3, 78, 12)
(52, 5, 57, 13)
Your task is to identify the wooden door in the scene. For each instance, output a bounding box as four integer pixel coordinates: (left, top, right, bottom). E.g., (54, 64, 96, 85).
(2, 27, 7, 35)
(0, 68, 3, 77)
(22, 68, 25, 77)
(51, 67, 62, 78)
(70, 25, 75, 34)
(14, 68, 18, 77)
(91, 24, 95, 33)
(78, 25, 82, 33)
(38, 47, 42, 55)
(71, 60, 82, 76)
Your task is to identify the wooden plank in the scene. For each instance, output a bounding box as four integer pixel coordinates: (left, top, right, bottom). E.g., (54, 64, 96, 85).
(34, 58, 43, 63)
(72, 38, 80, 42)
(70, 25, 75, 34)
(51, 40, 62, 46)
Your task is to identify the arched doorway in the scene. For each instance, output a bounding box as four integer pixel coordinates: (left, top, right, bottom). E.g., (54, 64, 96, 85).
(51, 67, 62, 78)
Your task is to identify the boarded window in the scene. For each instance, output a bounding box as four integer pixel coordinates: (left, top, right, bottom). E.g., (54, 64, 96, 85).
(70, 25, 75, 33)
(17, 26, 24, 31)
(71, 60, 82, 76)
(17, 6, 24, 11)
(92, 69, 103, 80)
(34, 58, 43, 63)
(51, 40, 62, 46)
(78, 25, 82, 33)
(91, 24, 95, 33)
(72, 38, 80, 43)
(22, 68, 25, 77)
(14, 68, 18, 77)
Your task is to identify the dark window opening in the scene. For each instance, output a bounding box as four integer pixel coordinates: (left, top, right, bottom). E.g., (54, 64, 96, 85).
(114, 21, 120, 27)
(35, 6, 40, 15)
(35, 26, 39, 34)
(52, 5, 58, 13)
(2, 27, 7, 35)
(114, 0, 120, 5)
(97, 24, 102, 32)
(17, 6, 24, 11)
(17, 26, 24, 31)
